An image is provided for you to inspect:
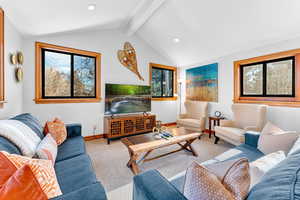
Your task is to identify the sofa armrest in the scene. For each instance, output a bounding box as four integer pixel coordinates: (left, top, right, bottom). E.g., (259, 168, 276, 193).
(244, 126, 260, 131)
(133, 170, 187, 200)
(179, 114, 188, 119)
(200, 117, 206, 131)
(50, 182, 107, 200)
(66, 123, 82, 138)
(220, 120, 234, 127)
(245, 131, 260, 148)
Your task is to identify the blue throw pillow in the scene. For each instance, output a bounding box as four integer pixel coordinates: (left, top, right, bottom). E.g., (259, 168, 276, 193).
(247, 149, 300, 200)
(10, 113, 44, 139)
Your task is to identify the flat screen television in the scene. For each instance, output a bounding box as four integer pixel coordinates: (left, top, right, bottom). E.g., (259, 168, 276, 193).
(105, 83, 151, 115)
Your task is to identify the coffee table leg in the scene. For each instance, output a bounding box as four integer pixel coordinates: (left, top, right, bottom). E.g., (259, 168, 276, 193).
(127, 153, 140, 175)
(186, 139, 198, 156)
(187, 143, 198, 156)
(138, 150, 153, 164)
(177, 139, 198, 157)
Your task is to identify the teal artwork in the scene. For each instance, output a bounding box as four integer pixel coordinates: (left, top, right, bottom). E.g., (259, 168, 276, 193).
(186, 63, 218, 102)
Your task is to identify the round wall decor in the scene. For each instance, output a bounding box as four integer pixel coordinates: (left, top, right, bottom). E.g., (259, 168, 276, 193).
(214, 111, 222, 118)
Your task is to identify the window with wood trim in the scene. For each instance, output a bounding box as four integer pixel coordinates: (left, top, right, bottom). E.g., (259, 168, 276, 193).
(149, 63, 177, 101)
(35, 42, 101, 104)
(234, 49, 300, 107)
(0, 9, 4, 108)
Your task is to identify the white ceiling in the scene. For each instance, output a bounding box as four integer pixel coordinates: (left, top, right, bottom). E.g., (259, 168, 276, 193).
(2, 0, 300, 66)
(137, 0, 300, 66)
(0, 0, 142, 36)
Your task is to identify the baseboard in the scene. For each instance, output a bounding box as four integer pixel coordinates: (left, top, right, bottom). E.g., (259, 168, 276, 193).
(203, 129, 210, 134)
(84, 134, 106, 141)
(162, 122, 177, 127)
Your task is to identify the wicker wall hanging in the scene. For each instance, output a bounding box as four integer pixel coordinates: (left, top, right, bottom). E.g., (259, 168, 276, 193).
(117, 42, 144, 81)
(10, 51, 24, 82)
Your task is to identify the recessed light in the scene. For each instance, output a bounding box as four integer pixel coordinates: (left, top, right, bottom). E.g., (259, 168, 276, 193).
(173, 38, 180, 43)
(88, 4, 96, 11)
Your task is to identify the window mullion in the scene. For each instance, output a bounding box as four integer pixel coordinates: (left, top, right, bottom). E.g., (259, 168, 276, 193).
(292, 58, 296, 97)
(263, 63, 267, 96)
(240, 66, 244, 96)
(161, 69, 164, 97)
(41, 49, 45, 98)
(70, 54, 74, 98)
(171, 70, 174, 97)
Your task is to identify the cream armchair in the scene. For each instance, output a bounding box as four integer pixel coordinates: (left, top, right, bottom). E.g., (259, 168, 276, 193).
(214, 104, 267, 146)
(176, 101, 208, 133)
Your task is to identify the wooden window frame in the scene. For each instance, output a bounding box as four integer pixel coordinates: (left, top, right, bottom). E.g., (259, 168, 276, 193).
(234, 49, 300, 107)
(149, 63, 177, 101)
(35, 42, 101, 104)
(0, 9, 4, 108)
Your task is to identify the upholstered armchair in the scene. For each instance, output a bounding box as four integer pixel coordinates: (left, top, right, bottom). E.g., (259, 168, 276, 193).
(176, 101, 208, 133)
(214, 104, 267, 146)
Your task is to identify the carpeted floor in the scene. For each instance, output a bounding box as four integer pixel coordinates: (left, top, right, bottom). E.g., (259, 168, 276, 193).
(86, 132, 233, 193)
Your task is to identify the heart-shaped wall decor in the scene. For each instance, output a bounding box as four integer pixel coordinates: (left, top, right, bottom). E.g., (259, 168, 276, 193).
(117, 42, 144, 81)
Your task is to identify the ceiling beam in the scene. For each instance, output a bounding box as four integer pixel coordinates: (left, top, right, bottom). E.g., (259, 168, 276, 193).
(126, 0, 167, 36)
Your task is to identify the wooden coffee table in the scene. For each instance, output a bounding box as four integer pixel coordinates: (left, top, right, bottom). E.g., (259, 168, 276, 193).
(121, 128, 201, 175)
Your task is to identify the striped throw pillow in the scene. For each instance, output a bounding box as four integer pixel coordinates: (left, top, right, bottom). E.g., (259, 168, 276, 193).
(36, 134, 57, 165)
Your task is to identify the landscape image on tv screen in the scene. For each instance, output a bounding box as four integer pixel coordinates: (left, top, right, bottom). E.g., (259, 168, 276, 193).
(105, 84, 151, 115)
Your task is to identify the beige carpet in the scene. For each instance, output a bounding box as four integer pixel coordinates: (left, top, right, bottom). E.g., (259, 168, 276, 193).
(86, 133, 233, 193)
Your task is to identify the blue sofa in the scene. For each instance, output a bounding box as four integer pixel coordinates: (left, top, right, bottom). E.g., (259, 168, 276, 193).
(134, 132, 300, 200)
(0, 114, 107, 200)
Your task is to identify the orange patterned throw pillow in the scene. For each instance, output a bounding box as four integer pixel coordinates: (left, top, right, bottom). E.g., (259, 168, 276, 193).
(0, 165, 47, 200)
(0, 151, 62, 199)
(44, 118, 67, 145)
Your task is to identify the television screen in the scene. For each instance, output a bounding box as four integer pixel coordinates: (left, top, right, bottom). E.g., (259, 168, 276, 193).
(105, 84, 151, 115)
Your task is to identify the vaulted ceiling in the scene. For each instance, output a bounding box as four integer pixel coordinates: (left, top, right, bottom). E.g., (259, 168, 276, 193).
(2, 0, 300, 66)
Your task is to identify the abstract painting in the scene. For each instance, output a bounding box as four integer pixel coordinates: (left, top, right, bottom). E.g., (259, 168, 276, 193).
(186, 63, 218, 102)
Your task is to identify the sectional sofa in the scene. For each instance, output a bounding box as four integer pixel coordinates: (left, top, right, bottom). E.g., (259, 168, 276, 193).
(133, 132, 300, 200)
(0, 113, 107, 200)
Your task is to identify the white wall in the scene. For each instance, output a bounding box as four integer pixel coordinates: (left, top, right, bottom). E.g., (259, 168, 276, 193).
(22, 29, 177, 136)
(0, 17, 23, 118)
(180, 37, 300, 132)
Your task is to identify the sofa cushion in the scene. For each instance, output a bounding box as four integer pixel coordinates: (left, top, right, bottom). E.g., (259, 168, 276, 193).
(215, 126, 246, 143)
(50, 182, 107, 200)
(54, 154, 98, 194)
(214, 144, 264, 163)
(0, 136, 21, 155)
(11, 113, 44, 139)
(177, 119, 201, 128)
(288, 135, 300, 156)
(56, 136, 85, 162)
(134, 169, 187, 200)
(247, 149, 300, 199)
